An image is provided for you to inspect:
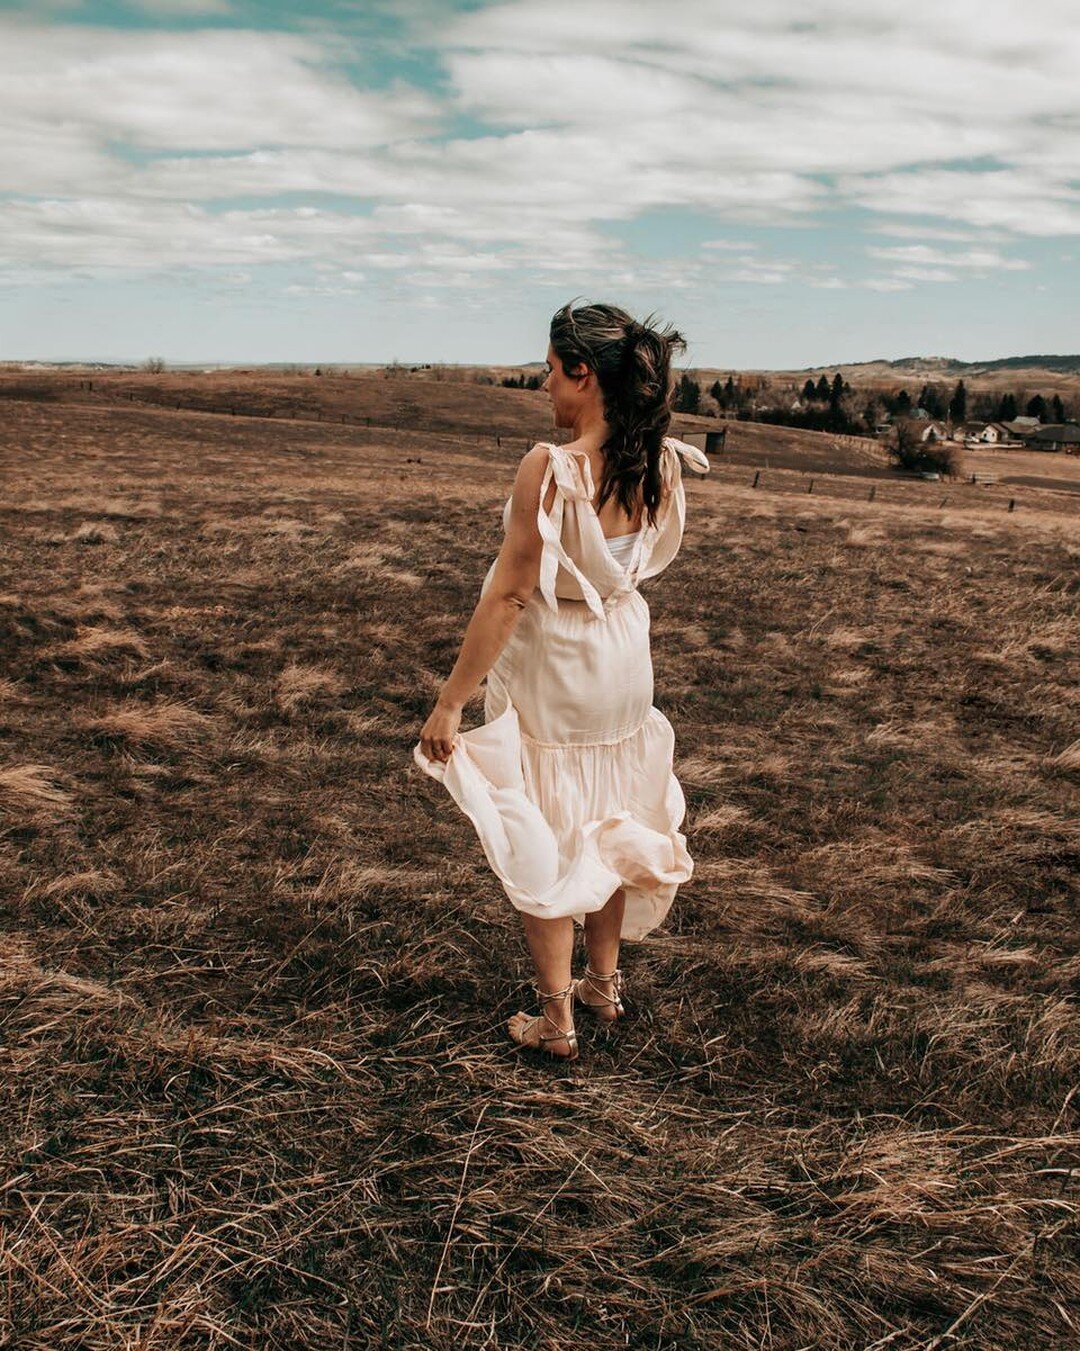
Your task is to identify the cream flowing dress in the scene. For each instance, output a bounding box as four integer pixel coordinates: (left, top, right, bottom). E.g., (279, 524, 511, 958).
(413, 436, 710, 941)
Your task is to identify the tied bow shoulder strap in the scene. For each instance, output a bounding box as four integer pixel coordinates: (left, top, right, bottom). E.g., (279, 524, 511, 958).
(622, 440, 684, 583)
(536, 446, 608, 623)
(630, 438, 710, 579)
(664, 436, 711, 475)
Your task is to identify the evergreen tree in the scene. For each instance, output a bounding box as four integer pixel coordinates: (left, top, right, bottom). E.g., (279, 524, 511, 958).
(918, 382, 945, 418)
(802, 378, 817, 401)
(815, 374, 830, 401)
(895, 388, 912, 415)
(673, 373, 701, 414)
(1051, 393, 1065, 423)
(948, 379, 967, 423)
(996, 392, 1017, 421)
(1026, 394, 1047, 422)
(710, 379, 725, 406)
(829, 372, 844, 411)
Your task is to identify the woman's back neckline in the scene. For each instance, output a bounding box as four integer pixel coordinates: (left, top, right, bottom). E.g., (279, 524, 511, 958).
(543, 440, 651, 539)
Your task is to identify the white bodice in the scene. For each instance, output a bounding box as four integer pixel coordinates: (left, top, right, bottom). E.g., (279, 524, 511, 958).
(494, 436, 710, 622)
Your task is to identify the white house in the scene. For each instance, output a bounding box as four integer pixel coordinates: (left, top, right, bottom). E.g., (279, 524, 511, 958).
(974, 422, 1012, 444)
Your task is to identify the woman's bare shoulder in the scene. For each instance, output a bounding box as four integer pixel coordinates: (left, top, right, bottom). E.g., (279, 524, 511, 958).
(508, 444, 558, 516)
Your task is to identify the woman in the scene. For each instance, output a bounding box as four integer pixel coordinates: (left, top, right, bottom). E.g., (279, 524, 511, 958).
(414, 300, 709, 1061)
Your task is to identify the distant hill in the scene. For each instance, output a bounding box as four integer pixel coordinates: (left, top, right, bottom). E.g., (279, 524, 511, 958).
(792, 355, 1080, 376)
(892, 355, 1080, 375)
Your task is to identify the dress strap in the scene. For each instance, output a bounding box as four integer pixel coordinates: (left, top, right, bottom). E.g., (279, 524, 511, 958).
(665, 436, 711, 475)
(536, 445, 608, 622)
(619, 440, 681, 588)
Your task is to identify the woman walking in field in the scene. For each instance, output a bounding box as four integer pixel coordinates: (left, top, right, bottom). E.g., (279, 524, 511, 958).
(414, 300, 709, 1061)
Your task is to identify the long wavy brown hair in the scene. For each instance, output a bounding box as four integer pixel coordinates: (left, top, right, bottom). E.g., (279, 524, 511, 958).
(549, 299, 687, 529)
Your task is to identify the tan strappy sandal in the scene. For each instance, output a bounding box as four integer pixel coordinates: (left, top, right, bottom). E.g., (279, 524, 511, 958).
(573, 966, 625, 1021)
(508, 981, 579, 1060)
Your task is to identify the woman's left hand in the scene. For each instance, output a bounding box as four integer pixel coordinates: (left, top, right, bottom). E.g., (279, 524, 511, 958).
(420, 699, 462, 763)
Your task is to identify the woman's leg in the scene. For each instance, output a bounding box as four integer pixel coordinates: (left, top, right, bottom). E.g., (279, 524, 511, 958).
(584, 885, 625, 975)
(579, 887, 626, 1019)
(508, 912, 576, 1053)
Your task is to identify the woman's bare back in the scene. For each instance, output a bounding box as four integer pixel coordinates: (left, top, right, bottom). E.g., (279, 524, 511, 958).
(560, 439, 646, 538)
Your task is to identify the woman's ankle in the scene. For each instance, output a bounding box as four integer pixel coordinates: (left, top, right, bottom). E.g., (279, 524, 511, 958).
(540, 990, 574, 1029)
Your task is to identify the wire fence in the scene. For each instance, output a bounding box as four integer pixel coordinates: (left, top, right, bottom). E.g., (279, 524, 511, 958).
(697, 459, 1079, 519)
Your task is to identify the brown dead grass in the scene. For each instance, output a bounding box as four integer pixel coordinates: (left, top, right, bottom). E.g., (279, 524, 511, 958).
(274, 661, 347, 712)
(0, 763, 75, 824)
(85, 700, 218, 751)
(49, 626, 152, 664)
(71, 520, 121, 544)
(0, 388, 1077, 1349)
(1049, 737, 1080, 771)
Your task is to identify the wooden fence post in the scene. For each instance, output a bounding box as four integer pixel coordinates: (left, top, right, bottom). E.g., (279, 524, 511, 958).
(752, 471, 760, 488)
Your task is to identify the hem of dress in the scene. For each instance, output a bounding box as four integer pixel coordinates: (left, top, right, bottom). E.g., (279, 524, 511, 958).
(412, 700, 692, 942)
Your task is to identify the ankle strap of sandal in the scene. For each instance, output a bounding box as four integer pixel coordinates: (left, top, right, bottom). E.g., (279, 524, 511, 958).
(534, 981, 575, 1004)
(584, 966, 621, 981)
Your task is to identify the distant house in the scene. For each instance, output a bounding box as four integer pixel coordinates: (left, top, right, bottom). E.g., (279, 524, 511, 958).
(967, 422, 1016, 445)
(910, 407, 931, 420)
(1024, 423, 1080, 453)
(919, 420, 949, 444)
(1001, 417, 1041, 438)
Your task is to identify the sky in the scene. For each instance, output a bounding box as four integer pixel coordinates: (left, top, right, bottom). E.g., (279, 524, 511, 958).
(1, 0, 1077, 368)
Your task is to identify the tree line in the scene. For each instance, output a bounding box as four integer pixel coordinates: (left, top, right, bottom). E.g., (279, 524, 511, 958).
(879, 380, 1067, 425)
(667, 372, 1073, 434)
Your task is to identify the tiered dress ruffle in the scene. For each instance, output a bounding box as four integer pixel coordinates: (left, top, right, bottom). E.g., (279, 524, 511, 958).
(413, 436, 709, 942)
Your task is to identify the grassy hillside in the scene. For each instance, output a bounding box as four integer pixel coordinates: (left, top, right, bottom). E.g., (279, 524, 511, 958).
(0, 387, 1077, 1348)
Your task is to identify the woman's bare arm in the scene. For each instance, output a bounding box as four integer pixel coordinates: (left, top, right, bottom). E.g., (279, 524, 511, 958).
(435, 443, 556, 712)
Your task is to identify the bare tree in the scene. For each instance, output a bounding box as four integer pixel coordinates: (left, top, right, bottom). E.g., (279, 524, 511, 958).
(888, 418, 962, 477)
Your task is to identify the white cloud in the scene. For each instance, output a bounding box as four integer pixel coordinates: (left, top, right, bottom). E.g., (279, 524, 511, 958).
(0, 197, 381, 269)
(47, 0, 235, 9)
(866, 223, 1011, 244)
(132, 0, 233, 12)
(0, 21, 439, 166)
(890, 267, 959, 282)
(1, 1, 1078, 289)
(860, 278, 914, 291)
(439, 0, 1080, 235)
(843, 169, 1080, 236)
(866, 244, 1033, 272)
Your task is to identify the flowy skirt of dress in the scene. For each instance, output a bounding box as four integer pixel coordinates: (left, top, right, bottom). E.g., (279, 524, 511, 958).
(413, 583, 693, 942)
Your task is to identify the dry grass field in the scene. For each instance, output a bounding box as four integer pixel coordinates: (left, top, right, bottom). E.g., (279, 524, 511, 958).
(1, 376, 1078, 1350)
